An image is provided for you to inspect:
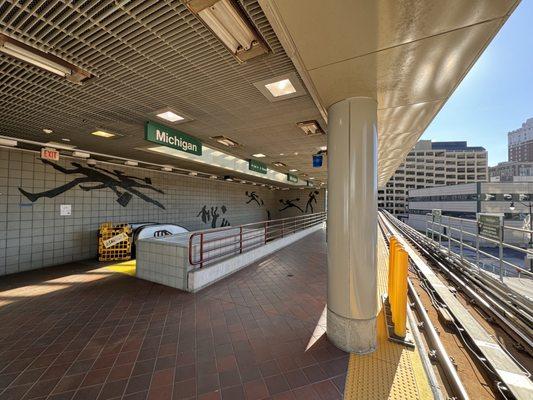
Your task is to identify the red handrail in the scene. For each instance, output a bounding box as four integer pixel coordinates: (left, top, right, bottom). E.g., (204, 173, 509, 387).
(188, 212, 326, 267)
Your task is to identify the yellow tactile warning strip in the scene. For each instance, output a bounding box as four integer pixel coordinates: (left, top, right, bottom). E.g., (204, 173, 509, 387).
(344, 234, 433, 400)
(105, 260, 136, 276)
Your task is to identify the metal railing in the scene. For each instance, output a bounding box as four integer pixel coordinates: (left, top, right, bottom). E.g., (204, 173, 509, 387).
(188, 212, 326, 267)
(424, 213, 533, 283)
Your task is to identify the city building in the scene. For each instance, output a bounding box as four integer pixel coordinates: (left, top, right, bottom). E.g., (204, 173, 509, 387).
(508, 117, 533, 162)
(378, 140, 488, 219)
(489, 161, 533, 182)
(407, 182, 533, 245)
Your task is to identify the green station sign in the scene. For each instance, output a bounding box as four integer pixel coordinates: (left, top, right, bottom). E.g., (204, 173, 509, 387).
(249, 159, 267, 174)
(477, 213, 504, 241)
(145, 121, 202, 156)
(287, 173, 298, 183)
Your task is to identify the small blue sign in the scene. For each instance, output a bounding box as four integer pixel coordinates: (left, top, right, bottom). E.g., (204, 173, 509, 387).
(312, 154, 323, 168)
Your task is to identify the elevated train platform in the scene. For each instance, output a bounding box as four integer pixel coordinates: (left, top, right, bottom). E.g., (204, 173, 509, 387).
(0, 229, 435, 400)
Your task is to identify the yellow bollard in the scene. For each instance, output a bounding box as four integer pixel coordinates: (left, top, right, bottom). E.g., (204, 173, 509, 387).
(391, 244, 403, 318)
(387, 237, 397, 302)
(393, 248, 409, 338)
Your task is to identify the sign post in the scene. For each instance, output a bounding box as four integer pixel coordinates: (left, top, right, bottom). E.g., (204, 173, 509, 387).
(432, 209, 442, 245)
(477, 213, 504, 282)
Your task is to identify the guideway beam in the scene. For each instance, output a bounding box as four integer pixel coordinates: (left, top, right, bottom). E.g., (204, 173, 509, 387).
(326, 97, 378, 353)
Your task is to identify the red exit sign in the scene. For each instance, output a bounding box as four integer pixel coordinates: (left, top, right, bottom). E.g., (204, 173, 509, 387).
(41, 147, 60, 161)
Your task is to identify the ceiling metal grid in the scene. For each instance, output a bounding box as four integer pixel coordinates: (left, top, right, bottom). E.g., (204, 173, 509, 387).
(0, 0, 327, 182)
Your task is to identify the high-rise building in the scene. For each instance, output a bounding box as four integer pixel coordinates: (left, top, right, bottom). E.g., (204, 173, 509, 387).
(508, 118, 533, 162)
(489, 161, 533, 182)
(378, 140, 488, 218)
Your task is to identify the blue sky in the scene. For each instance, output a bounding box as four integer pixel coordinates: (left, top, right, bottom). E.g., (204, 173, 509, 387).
(421, 1, 533, 166)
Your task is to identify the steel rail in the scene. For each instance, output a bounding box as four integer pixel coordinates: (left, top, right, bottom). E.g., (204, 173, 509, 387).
(377, 216, 469, 400)
(380, 211, 533, 399)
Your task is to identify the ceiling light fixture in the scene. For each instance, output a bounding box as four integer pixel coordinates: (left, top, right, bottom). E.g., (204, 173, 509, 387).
(210, 175, 218, 179)
(297, 120, 324, 136)
(289, 169, 298, 172)
(61, 138, 71, 142)
(43, 128, 53, 134)
(0, 138, 17, 147)
(189, 171, 198, 176)
(0, 34, 92, 84)
(156, 110, 184, 123)
(211, 135, 242, 148)
(125, 161, 138, 166)
(90, 130, 116, 138)
(265, 79, 296, 97)
(252, 153, 266, 158)
(184, 0, 268, 62)
(273, 162, 286, 167)
(162, 166, 173, 172)
(86, 159, 97, 166)
(224, 176, 234, 181)
(72, 151, 90, 159)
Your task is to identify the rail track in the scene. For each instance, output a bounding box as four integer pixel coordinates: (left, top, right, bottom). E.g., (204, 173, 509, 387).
(378, 210, 533, 400)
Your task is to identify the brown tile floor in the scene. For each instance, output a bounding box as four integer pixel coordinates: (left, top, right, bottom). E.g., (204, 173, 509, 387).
(0, 230, 347, 400)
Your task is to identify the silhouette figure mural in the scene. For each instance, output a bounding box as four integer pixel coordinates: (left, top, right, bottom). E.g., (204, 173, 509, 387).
(279, 198, 304, 213)
(196, 205, 231, 228)
(245, 191, 264, 206)
(305, 190, 320, 213)
(19, 159, 166, 209)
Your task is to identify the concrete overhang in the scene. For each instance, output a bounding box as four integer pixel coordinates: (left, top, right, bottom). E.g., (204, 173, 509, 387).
(259, 0, 519, 186)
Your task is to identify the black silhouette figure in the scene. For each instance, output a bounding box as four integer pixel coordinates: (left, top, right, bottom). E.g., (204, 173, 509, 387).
(279, 198, 304, 213)
(245, 191, 264, 206)
(305, 190, 320, 213)
(210, 207, 220, 228)
(197, 205, 210, 224)
(266, 210, 272, 221)
(18, 159, 166, 209)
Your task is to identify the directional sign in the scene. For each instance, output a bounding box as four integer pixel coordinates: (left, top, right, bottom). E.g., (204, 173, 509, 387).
(248, 159, 267, 174)
(477, 213, 504, 241)
(432, 209, 442, 223)
(145, 121, 202, 155)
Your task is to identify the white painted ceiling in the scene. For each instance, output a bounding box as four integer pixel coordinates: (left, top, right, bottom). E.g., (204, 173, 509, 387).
(260, 0, 519, 185)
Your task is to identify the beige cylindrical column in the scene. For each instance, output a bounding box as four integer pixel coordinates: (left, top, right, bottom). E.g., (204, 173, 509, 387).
(326, 97, 378, 354)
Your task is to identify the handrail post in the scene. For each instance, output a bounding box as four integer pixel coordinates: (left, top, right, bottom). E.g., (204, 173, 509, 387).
(459, 219, 464, 261)
(200, 233, 204, 268)
(394, 248, 409, 338)
(264, 221, 268, 244)
(447, 217, 451, 254)
(281, 220, 284, 238)
(239, 226, 243, 254)
(499, 228, 504, 283)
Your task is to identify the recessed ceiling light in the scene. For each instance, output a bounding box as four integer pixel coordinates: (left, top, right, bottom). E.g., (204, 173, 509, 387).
(309, 177, 315, 180)
(289, 169, 299, 172)
(224, 176, 234, 181)
(279, 153, 285, 156)
(318, 145, 327, 151)
(211, 135, 241, 148)
(124, 160, 138, 166)
(264, 79, 296, 97)
(61, 138, 70, 142)
(161, 166, 172, 172)
(252, 153, 266, 158)
(156, 111, 184, 122)
(189, 171, 198, 176)
(297, 120, 324, 136)
(293, 152, 299, 155)
(43, 128, 53, 134)
(273, 162, 286, 167)
(86, 159, 97, 166)
(91, 130, 115, 138)
(210, 175, 218, 179)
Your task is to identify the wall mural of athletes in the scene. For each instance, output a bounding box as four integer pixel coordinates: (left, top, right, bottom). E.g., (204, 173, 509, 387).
(18, 159, 166, 209)
(278, 190, 320, 214)
(245, 190, 271, 220)
(196, 205, 231, 228)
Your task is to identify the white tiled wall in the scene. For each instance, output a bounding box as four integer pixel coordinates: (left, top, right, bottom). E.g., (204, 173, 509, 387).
(0, 147, 325, 276)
